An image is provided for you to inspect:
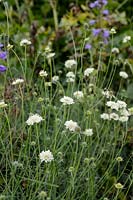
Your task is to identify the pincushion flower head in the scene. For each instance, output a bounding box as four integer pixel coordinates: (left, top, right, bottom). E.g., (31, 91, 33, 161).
(39, 150, 54, 163)
(0, 100, 7, 108)
(112, 47, 119, 54)
(39, 70, 48, 77)
(60, 96, 74, 105)
(66, 71, 75, 82)
(64, 120, 80, 132)
(73, 91, 84, 99)
(65, 59, 77, 69)
(83, 129, 94, 136)
(0, 51, 7, 60)
(26, 113, 43, 125)
(12, 78, 24, 85)
(123, 36, 131, 43)
(84, 68, 94, 77)
(85, 43, 92, 50)
(119, 71, 128, 79)
(0, 65, 7, 72)
(20, 39, 31, 46)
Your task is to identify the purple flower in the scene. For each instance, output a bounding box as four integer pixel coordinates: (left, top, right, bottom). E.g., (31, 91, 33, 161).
(85, 43, 92, 50)
(103, 30, 110, 38)
(0, 44, 4, 48)
(101, 0, 108, 5)
(0, 51, 7, 60)
(89, 20, 96, 25)
(102, 9, 109, 15)
(92, 28, 101, 36)
(0, 65, 7, 72)
(89, 1, 99, 8)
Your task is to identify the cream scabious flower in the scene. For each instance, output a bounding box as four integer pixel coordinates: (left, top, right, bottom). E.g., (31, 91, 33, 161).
(52, 75, 59, 83)
(66, 71, 75, 82)
(73, 91, 84, 99)
(102, 90, 114, 99)
(60, 96, 74, 105)
(117, 100, 127, 109)
(65, 59, 77, 69)
(123, 36, 131, 43)
(12, 78, 24, 85)
(39, 150, 54, 163)
(84, 68, 94, 77)
(83, 129, 93, 136)
(26, 114, 43, 125)
(119, 116, 128, 122)
(110, 113, 119, 121)
(20, 39, 31, 46)
(0, 100, 7, 108)
(119, 71, 128, 79)
(100, 113, 110, 120)
(110, 28, 116, 34)
(64, 120, 80, 132)
(39, 70, 48, 77)
(106, 101, 119, 110)
(112, 47, 119, 54)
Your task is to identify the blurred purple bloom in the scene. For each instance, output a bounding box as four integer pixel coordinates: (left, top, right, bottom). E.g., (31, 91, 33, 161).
(89, 20, 96, 25)
(103, 30, 110, 38)
(0, 44, 4, 48)
(92, 28, 101, 36)
(102, 9, 109, 15)
(102, 0, 108, 5)
(90, 1, 99, 8)
(0, 65, 7, 72)
(85, 43, 92, 50)
(0, 51, 7, 60)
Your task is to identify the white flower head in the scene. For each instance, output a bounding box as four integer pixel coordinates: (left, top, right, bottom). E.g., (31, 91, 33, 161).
(83, 129, 93, 136)
(52, 75, 59, 83)
(119, 116, 129, 122)
(102, 90, 114, 99)
(119, 71, 128, 79)
(20, 39, 31, 46)
(60, 96, 74, 105)
(39, 70, 48, 77)
(110, 113, 119, 121)
(65, 59, 77, 69)
(106, 101, 119, 110)
(39, 150, 54, 163)
(64, 120, 80, 132)
(117, 100, 127, 109)
(123, 36, 131, 43)
(84, 68, 94, 77)
(66, 71, 75, 82)
(120, 109, 130, 117)
(112, 47, 119, 54)
(66, 71, 75, 78)
(46, 52, 55, 59)
(26, 113, 43, 125)
(73, 91, 84, 99)
(0, 100, 7, 108)
(100, 113, 110, 120)
(110, 28, 116, 34)
(12, 78, 24, 85)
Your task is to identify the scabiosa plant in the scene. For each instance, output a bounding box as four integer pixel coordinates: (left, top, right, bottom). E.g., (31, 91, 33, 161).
(0, 65, 7, 72)
(85, 43, 92, 50)
(60, 96, 74, 105)
(0, 51, 7, 60)
(26, 114, 43, 125)
(64, 120, 80, 132)
(39, 150, 54, 163)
